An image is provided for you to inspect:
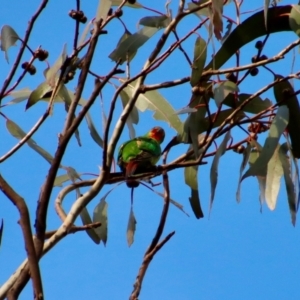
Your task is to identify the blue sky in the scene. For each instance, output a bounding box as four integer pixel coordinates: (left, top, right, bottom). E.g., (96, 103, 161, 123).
(1, 0, 300, 299)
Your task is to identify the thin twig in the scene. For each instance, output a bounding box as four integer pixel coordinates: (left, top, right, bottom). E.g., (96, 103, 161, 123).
(0, 0, 49, 104)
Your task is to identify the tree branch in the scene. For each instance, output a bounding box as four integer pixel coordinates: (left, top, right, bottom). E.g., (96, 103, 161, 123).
(0, 174, 44, 300)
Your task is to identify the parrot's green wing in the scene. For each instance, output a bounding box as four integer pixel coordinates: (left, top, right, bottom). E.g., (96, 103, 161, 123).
(118, 136, 162, 175)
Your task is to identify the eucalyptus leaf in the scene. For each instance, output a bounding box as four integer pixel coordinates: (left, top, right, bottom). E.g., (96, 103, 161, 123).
(96, 0, 112, 21)
(213, 81, 238, 107)
(126, 207, 136, 247)
(109, 26, 159, 64)
(184, 165, 204, 219)
(121, 79, 183, 134)
(236, 143, 252, 202)
(190, 37, 207, 87)
(80, 207, 100, 244)
(265, 145, 283, 210)
(6, 119, 56, 165)
(289, 4, 300, 37)
(279, 143, 296, 225)
(93, 197, 108, 245)
(209, 130, 231, 213)
(273, 74, 300, 158)
(139, 15, 170, 28)
(242, 105, 289, 179)
(0, 25, 19, 63)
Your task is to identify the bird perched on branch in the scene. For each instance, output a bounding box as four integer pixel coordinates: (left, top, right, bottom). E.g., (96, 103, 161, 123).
(118, 126, 165, 187)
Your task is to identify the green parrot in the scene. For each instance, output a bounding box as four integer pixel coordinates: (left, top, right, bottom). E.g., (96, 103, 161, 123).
(118, 126, 165, 187)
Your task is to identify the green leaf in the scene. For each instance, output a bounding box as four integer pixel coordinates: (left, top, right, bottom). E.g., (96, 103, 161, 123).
(242, 105, 289, 179)
(45, 44, 67, 87)
(139, 15, 170, 28)
(273, 74, 300, 158)
(0, 25, 19, 63)
(184, 165, 204, 219)
(0, 219, 3, 247)
(248, 146, 266, 209)
(54, 173, 72, 187)
(85, 112, 104, 148)
(205, 6, 294, 73)
(93, 197, 108, 245)
(126, 207, 136, 247)
(213, 81, 238, 107)
(223, 93, 272, 114)
(80, 207, 101, 244)
(209, 130, 231, 213)
(236, 143, 252, 202)
(265, 145, 283, 210)
(6, 119, 56, 165)
(114, 30, 137, 63)
(26, 82, 52, 110)
(111, 0, 142, 8)
(121, 79, 183, 134)
(279, 143, 296, 225)
(96, 0, 112, 21)
(109, 26, 159, 64)
(190, 37, 207, 87)
(289, 5, 300, 37)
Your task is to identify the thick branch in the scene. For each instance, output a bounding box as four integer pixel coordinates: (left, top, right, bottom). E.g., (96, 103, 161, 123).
(0, 175, 43, 300)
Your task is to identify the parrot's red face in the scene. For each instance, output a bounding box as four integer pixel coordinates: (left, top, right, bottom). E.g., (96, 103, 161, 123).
(148, 127, 165, 143)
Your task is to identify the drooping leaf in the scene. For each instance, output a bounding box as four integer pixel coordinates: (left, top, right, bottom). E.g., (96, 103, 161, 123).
(209, 130, 231, 213)
(139, 15, 170, 28)
(114, 30, 137, 63)
(109, 26, 159, 64)
(96, 0, 112, 21)
(211, 0, 223, 40)
(80, 207, 100, 244)
(93, 197, 108, 245)
(190, 37, 207, 87)
(184, 165, 204, 219)
(126, 207, 136, 247)
(242, 105, 289, 179)
(289, 5, 300, 37)
(121, 79, 183, 134)
(26, 82, 52, 110)
(248, 145, 266, 210)
(54, 173, 72, 187)
(236, 143, 252, 202)
(279, 143, 296, 225)
(6, 119, 56, 165)
(264, 0, 271, 29)
(0, 25, 19, 63)
(78, 21, 93, 47)
(85, 113, 104, 148)
(265, 145, 283, 210)
(111, 0, 142, 8)
(223, 93, 272, 114)
(205, 6, 294, 74)
(213, 81, 238, 107)
(45, 44, 67, 87)
(273, 74, 300, 158)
